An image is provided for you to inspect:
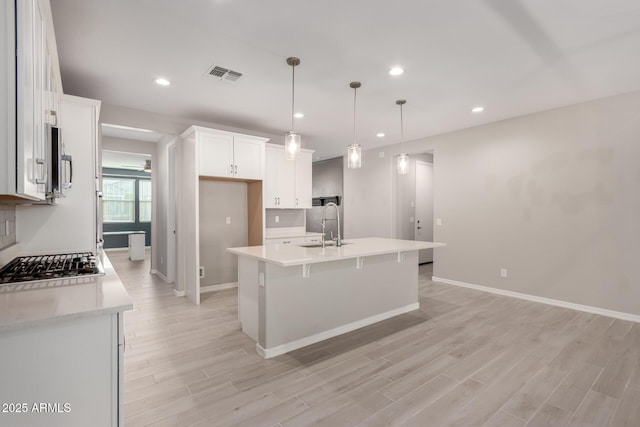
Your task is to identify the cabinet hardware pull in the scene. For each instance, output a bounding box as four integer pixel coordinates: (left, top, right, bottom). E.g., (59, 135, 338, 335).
(283, 240, 291, 244)
(230, 164, 234, 174)
(296, 197, 298, 206)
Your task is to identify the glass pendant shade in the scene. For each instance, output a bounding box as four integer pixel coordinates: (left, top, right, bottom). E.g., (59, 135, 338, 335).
(285, 131, 301, 160)
(347, 144, 362, 169)
(397, 154, 409, 175)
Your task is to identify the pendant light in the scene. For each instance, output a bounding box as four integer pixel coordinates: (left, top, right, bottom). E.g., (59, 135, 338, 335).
(347, 81, 362, 169)
(285, 57, 301, 160)
(396, 99, 409, 175)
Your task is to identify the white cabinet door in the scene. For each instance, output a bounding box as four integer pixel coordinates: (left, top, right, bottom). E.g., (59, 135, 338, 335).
(15, 0, 40, 200)
(233, 136, 263, 180)
(277, 149, 296, 208)
(265, 146, 279, 208)
(198, 132, 233, 178)
(32, 0, 46, 195)
(295, 151, 312, 208)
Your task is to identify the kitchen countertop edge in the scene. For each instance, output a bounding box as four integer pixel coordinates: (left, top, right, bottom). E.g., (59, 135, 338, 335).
(227, 237, 446, 267)
(0, 252, 133, 333)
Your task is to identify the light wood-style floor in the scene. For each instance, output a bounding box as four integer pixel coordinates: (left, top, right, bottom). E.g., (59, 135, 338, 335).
(110, 250, 640, 426)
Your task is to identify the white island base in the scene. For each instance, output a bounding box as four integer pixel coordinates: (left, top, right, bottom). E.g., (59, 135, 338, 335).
(229, 238, 445, 358)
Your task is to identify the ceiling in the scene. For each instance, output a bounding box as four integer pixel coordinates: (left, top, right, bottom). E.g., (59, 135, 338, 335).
(51, 0, 640, 160)
(102, 150, 151, 170)
(102, 123, 166, 143)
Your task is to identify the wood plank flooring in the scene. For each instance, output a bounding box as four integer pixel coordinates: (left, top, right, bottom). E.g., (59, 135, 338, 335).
(110, 250, 640, 426)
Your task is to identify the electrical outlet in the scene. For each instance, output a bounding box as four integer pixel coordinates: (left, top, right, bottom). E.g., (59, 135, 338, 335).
(199, 267, 205, 279)
(500, 268, 508, 278)
(436, 218, 442, 226)
(409, 217, 414, 223)
(225, 216, 231, 225)
(379, 151, 385, 158)
(275, 215, 280, 223)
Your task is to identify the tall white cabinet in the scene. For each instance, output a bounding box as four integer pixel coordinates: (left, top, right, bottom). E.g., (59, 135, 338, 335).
(1, 0, 62, 201)
(179, 126, 269, 305)
(264, 144, 312, 209)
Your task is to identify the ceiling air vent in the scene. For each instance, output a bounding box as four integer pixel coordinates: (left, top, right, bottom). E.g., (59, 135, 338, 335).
(205, 64, 243, 82)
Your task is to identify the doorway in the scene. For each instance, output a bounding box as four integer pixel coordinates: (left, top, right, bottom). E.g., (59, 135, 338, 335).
(415, 160, 434, 264)
(394, 152, 434, 265)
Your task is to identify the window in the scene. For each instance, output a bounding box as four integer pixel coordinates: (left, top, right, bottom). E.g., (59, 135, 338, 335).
(103, 178, 135, 223)
(139, 180, 152, 222)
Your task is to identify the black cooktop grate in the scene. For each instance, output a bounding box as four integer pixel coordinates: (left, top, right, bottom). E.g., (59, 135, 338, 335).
(0, 252, 101, 284)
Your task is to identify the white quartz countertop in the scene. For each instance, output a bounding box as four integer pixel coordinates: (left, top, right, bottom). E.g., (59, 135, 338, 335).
(227, 237, 446, 267)
(265, 231, 324, 239)
(0, 252, 133, 332)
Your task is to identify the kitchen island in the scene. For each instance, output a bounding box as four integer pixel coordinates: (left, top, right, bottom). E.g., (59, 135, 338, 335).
(227, 237, 445, 358)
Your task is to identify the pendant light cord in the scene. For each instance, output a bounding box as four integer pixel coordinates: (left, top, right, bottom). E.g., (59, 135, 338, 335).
(400, 103, 404, 152)
(353, 87, 357, 144)
(291, 64, 295, 132)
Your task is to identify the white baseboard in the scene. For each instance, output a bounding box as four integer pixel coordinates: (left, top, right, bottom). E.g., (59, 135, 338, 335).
(431, 276, 640, 323)
(173, 289, 185, 297)
(256, 302, 420, 359)
(150, 269, 171, 283)
(200, 282, 238, 294)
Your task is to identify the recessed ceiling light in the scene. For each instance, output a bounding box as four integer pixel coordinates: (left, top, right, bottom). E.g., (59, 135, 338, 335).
(293, 112, 304, 118)
(472, 106, 484, 113)
(376, 133, 385, 138)
(389, 67, 404, 76)
(154, 77, 171, 86)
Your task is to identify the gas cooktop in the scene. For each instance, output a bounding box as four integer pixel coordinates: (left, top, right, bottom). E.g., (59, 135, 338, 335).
(0, 252, 103, 285)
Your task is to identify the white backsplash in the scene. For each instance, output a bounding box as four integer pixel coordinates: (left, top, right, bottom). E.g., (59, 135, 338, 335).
(0, 205, 16, 251)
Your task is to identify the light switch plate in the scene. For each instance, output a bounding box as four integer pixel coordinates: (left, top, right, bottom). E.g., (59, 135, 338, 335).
(379, 151, 385, 158)
(436, 218, 442, 226)
(411, 201, 415, 208)
(275, 215, 280, 223)
(409, 217, 414, 223)
(259, 272, 265, 287)
(225, 217, 231, 225)
(500, 268, 508, 278)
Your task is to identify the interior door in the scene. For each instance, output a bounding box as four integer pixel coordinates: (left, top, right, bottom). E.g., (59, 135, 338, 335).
(415, 161, 434, 264)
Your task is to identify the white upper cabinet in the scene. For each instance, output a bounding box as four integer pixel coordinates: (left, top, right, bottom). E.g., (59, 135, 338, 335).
(198, 132, 234, 177)
(233, 136, 264, 180)
(294, 150, 312, 208)
(265, 144, 313, 209)
(183, 126, 268, 181)
(1, 0, 62, 201)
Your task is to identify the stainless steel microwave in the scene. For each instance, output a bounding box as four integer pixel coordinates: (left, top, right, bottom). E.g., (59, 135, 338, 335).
(47, 126, 72, 200)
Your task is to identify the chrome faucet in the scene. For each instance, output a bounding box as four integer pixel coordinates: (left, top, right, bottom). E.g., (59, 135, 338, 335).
(321, 202, 341, 247)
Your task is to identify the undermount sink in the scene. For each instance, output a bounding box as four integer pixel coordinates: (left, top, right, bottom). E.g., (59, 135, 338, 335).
(298, 242, 353, 248)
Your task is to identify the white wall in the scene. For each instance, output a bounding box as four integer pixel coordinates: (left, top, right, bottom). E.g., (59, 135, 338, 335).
(199, 180, 248, 286)
(343, 152, 394, 239)
(345, 90, 640, 317)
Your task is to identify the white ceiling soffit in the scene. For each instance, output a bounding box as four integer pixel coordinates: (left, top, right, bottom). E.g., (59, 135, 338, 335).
(52, 1, 640, 160)
(102, 150, 151, 170)
(101, 123, 165, 143)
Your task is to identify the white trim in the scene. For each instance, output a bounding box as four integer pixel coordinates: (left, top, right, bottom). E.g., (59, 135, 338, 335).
(200, 282, 238, 293)
(431, 276, 640, 323)
(255, 302, 420, 358)
(103, 248, 128, 252)
(173, 289, 185, 297)
(150, 269, 170, 283)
